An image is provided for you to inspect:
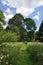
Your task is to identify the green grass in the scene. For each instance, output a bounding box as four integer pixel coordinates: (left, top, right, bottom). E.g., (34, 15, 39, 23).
(0, 42, 43, 65)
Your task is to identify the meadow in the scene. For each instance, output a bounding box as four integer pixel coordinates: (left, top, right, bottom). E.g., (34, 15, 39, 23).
(0, 4, 43, 65)
(0, 42, 43, 65)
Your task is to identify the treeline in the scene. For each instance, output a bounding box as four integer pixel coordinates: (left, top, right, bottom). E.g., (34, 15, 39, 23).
(0, 10, 43, 42)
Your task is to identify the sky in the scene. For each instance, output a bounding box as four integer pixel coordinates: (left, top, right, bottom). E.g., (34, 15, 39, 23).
(0, 0, 43, 31)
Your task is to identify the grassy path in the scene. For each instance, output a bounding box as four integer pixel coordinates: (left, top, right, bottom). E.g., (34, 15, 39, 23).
(0, 42, 43, 65)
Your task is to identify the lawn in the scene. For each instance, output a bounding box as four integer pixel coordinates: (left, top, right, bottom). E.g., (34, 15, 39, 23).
(0, 42, 43, 65)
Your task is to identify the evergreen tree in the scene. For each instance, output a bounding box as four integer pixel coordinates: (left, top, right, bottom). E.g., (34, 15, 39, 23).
(39, 20, 43, 42)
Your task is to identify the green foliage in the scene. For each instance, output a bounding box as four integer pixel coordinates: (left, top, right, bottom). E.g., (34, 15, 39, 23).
(27, 43, 43, 64)
(0, 43, 20, 65)
(0, 10, 6, 33)
(0, 24, 3, 31)
(0, 10, 5, 25)
(0, 10, 4, 18)
(8, 13, 24, 27)
(27, 30, 35, 41)
(38, 20, 43, 42)
(24, 18, 36, 41)
(7, 13, 25, 41)
(35, 31, 39, 41)
(24, 18, 36, 30)
(10, 26, 20, 34)
(6, 14, 36, 42)
(0, 10, 37, 42)
(0, 31, 20, 43)
(0, 42, 43, 65)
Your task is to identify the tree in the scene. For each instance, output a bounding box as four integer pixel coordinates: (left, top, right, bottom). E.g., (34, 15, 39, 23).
(38, 20, 43, 42)
(35, 31, 39, 41)
(8, 13, 24, 28)
(0, 10, 5, 30)
(6, 13, 36, 42)
(7, 13, 25, 41)
(24, 18, 36, 41)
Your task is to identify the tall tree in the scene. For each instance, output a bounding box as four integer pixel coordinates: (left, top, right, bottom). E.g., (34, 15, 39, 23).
(6, 13, 25, 41)
(6, 14, 36, 41)
(8, 13, 24, 28)
(24, 18, 36, 41)
(38, 20, 43, 42)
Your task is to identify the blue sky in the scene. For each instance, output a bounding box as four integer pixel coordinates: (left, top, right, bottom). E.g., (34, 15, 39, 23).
(0, 0, 43, 31)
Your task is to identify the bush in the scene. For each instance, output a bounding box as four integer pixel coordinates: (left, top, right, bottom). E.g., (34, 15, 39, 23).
(0, 31, 20, 43)
(27, 44, 43, 64)
(0, 43, 20, 65)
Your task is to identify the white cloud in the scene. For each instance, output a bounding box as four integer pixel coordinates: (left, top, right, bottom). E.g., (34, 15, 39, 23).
(5, 8, 12, 14)
(33, 15, 39, 20)
(1, 0, 7, 5)
(33, 12, 40, 20)
(38, 1, 43, 6)
(4, 8, 13, 21)
(16, 7, 34, 17)
(1, 0, 43, 8)
(4, 13, 14, 21)
(1, 0, 43, 17)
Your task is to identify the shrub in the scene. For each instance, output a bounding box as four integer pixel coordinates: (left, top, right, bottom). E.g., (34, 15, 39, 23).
(0, 31, 20, 43)
(0, 43, 20, 65)
(27, 44, 43, 64)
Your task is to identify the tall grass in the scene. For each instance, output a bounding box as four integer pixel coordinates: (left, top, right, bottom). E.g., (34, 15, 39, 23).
(0, 42, 43, 65)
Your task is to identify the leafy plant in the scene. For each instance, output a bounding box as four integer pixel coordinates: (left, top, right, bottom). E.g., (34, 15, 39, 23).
(27, 44, 43, 64)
